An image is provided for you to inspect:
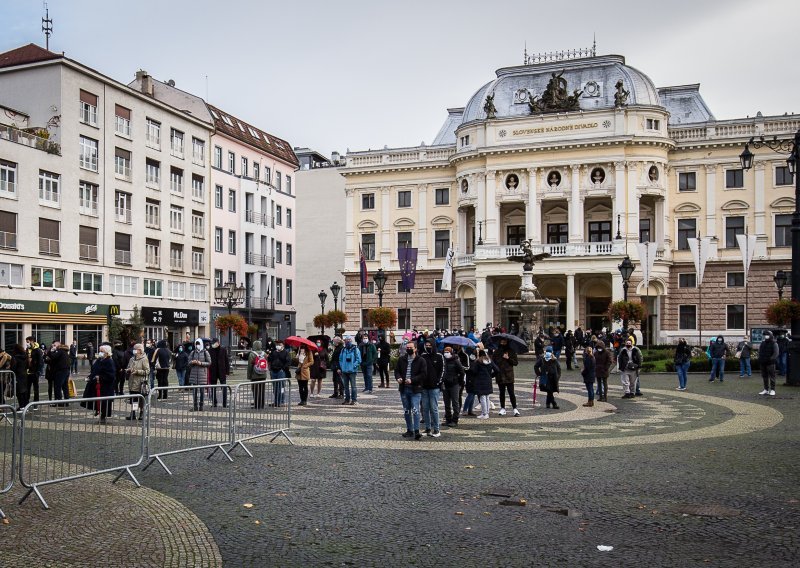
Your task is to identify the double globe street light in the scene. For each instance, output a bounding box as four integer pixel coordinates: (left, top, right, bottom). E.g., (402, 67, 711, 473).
(214, 280, 246, 355)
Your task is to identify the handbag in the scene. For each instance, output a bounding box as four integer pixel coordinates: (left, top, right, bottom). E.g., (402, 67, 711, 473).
(538, 373, 549, 389)
(153, 349, 162, 370)
(139, 377, 150, 396)
(67, 377, 77, 398)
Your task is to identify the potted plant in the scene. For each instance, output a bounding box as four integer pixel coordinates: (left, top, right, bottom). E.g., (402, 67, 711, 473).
(607, 300, 647, 324)
(313, 313, 331, 332)
(765, 299, 800, 327)
(326, 310, 348, 335)
(367, 307, 397, 330)
(215, 314, 249, 338)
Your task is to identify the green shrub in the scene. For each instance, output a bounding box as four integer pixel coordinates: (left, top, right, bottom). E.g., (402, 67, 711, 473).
(664, 357, 761, 373)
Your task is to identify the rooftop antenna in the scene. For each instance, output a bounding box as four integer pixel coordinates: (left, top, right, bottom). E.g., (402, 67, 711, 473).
(42, 2, 53, 50)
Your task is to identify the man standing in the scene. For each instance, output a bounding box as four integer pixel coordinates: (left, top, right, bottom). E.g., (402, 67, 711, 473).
(491, 337, 520, 416)
(617, 338, 642, 399)
(358, 336, 377, 394)
(420, 338, 444, 437)
(337, 335, 361, 405)
(776, 333, 789, 376)
(85, 340, 96, 369)
(376, 335, 391, 388)
(736, 336, 752, 378)
(69, 339, 78, 374)
(328, 336, 344, 398)
(267, 340, 290, 407)
(758, 331, 779, 396)
(395, 341, 427, 440)
(209, 338, 230, 408)
(550, 329, 564, 361)
(708, 335, 729, 383)
(441, 346, 465, 428)
(25, 336, 42, 403)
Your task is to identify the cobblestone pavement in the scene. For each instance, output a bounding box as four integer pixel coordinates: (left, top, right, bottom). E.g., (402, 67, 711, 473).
(1, 363, 799, 567)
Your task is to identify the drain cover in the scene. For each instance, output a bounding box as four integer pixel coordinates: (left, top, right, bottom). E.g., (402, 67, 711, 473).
(673, 504, 741, 518)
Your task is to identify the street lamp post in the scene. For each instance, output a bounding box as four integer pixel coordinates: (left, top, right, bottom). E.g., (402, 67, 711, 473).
(774, 270, 788, 300)
(618, 255, 636, 333)
(318, 290, 328, 334)
(330, 281, 341, 311)
(740, 131, 799, 386)
(214, 280, 246, 355)
(373, 268, 387, 307)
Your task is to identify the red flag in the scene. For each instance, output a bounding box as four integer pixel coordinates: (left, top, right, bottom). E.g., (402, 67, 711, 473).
(359, 246, 368, 291)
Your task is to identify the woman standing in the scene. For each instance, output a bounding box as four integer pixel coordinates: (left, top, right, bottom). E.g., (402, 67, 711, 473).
(187, 339, 211, 411)
(564, 330, 576, 370)
(581, 346, 597, 407)
(593, 340, 614, 402)
(10, 343, 29, 409)
(90, 344, 117, 424)
(151, 340, 172, 399)
(173, 344, 189, 386)
(309, 340, 327, 397)
(295, 346, 313, 406)
(674, 338, 692, 391)
(469, 349, 498, 420)
(534, 346, 561, 410)
(125, 343, 150, 420)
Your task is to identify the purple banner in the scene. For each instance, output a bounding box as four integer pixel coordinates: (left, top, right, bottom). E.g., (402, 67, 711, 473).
(398, 247, 418, 291)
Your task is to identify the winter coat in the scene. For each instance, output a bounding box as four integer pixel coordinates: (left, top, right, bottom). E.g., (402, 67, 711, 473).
(90, 356, 116, 396)
(594, 348, 614, 377)
(550, 334, 564, 352)
(127, 354, 151, 393)
(187, 349, 211, 385)
(394, 354, 427, 394)
(469, 359, 498, 396)
(758, 338, 779, 364)
(534, 357, 561, 393)
(736, 341, 752, 358)
(564, 333, 576, 355)
(27, 343, 42, 376)
(338, 344, 361, 374)
(311, 348, 328, 379)
(581, 353, 596, 384)
(359, 342, 377, 365)
(442, 356, 465, 388)
(329, 345, 343, 373)
(708, 338, 729, 359)
(534, 337, 545, 357)
(674, 342, 692, 365)
(174, 350, 189, 371)
(209, 346, 230, 380)
(247, 341, 266, 381)
(617, 346, 642, 372)
(86, 344, 96, 362)
(295, 351, 313, 381)
(267, 348, 291, 374)
(420, 350, 444, 389)
(491, 347, 518, 385)
(48, 346, 70, 372)
(11, 350, 28, 395)
(152, 341, 172, 371)
(377, 340, 391, 364)
(777, 335, 789, 355)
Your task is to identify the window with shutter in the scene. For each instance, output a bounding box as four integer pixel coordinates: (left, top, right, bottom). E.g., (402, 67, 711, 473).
(39, 218, 60, 255)
(79, 226, 98, 260)
(0, 211, 17, 249)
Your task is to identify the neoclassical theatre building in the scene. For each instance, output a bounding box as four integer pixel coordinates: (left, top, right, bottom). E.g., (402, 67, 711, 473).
(341, 51, 795, 343)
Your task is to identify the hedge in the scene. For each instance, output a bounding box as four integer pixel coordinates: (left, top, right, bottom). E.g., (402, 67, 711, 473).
(664, 357, 762, 373)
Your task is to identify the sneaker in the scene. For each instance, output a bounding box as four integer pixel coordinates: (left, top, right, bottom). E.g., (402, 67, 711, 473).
(758, 389, 768, 395)
(513, 408, 520, 417)
(477, 414, 489, 420)
(676, 387, 683, 390)
(342, 400, 351, 405)
(425, 428, 431, 434)
(498, 408, 507, 416)
(769, 390, 776, 396)
(431, 430, 441, 438)
(402, 431, 414, 438)
(350, 401, 357, 406)
(709, 378, 715, 382)
(414, 430, 422, 440)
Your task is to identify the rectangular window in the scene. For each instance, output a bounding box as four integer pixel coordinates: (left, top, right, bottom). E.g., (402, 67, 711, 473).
(434, 230, 450, 258)
(241, 157, 248, 178)
(79, 90, 98, 125)
(397, 190, 411, 208)
(109, 274, 138, 295)
(727, 305, 745, 329)
(678, 273, 697, 288)
(275, 171, 282, 190)
(397, 231, 412, 251)
(286, 280, 293, 305)
(170, 128, 184, 157)
(776, 165, 793, 186)
(146, 118, 161, 149)
(0, 211, 17, 249)
(115, 191, 132, 224)
(38, 218, 60, 255)
(114, 147, 132, 180)
(114, 104, 131, 137)
(725, 169, 744, 189)
(145, 239, 160, 267)
(361, 193, 375, 210)
(398, 308, 411, 329)
(364, 281, 375, 294)
(639, 219, 652, 243)
(214, 270, 223, 287)
(145, 159, 160, 187)
(39, 170, 60, 205)
(31, 266, 66, 289)
(192, 137, 205, 165)
(435, 187, 449, 205)
(253, 163, 260, 181)
(170, 167, 184, 194)
(275, 278, 283, 304)
(145, 199, 160, 228)
(78, 225, 98, 260)
(361, 234, 376, 260)
(214, 227, 223, 252)
(287, 208, 292, 229)
(0, 160, 17, 197)
(0, 262, 24, 286)
(215, 185, 223, 208)
(228, 230, 236, 254)
(275, 241, 283, 264)
(191, 248, 204, 274)
(434, 279, 444, 293)
(191, 212, 204, 238)
(227, 271, 237, 285)
(546, 223, 568, 244)
(191, 174, 204, 201)
(78, 181, 98, 216)
(169, 205, 184, 232)
(114, 232, 131, 265)
(506, 225, 525, 246)
(396, 280, 410, 293)
(228, 151, 235, 174)
(588, 221, 612, 243)
(677, 218, 696, 250)
(286, 243, 293, 265)
(435, 307, 449, 330)
(646, 118, 660, 130)
(170, 243, 184, 271)
(725, 216, 744, 248)
(726, 272, 745, 287)
(73, 271, 102, 292)
(143, 278, 163, 297)
(228, 189, 236, 212)
(264, 166, 271, 183)
(213, 146, 222, 169)
(189, 283, 206, 301)
(679, 305, 697, 330)
(275, 205, 282, 225)
(679, 172, 697, 191)
(775, 214, 791, 247)
(168, 281, 186, 300)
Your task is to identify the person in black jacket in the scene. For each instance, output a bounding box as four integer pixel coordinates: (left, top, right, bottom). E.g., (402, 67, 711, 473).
(441, 346, 465, 427)
(581, 346, 597, 407)
(328, 337, 344, 398)
(420, 338, 444, 436)
(112, 342, 127, 395)
(469, 349, 499, 420)
(152, 340, 172, 399)
(535, 346, 562, 409)
(267, 341, 290, 406)
(394, 341, 427, 440)
(49, 342, 71, 402)
(25, 336, 43, 403)
(708, 335, 729, 383)
(376, 336, 391, 388)
(674, 338, 691, 391)
(209, 338, 230, 407)
(758, 331, 779, 396)
(90, 345, 117, 424)
(564, 330, 576, 370)
(44, 341, 57, 400)
(10, 344, 29, 409)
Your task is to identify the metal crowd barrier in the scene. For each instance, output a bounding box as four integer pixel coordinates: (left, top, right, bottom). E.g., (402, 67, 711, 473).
(143, 385, 234, 475)
(229, 378, 293, 456)
(0, 404, 15, 519)
(0, 371, 16, 423)
(18, 394, 145, 510)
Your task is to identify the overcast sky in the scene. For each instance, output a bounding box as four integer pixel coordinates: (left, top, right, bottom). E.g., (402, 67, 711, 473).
(3, 0, 797, 158)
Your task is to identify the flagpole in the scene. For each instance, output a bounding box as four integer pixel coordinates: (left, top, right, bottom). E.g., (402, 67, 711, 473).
(645, 244, 650, 350)
(698, 236, 702, 349)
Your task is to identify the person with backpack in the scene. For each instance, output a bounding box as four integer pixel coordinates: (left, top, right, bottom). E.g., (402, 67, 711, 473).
(674, 338, 692, 391)
(247, 340, 269, 409)
(337, 335, 361, 405)
(267, 340, 291, 407)
(187, 338, 211, 411)
(151, 340, 172, 399)
(618, 338, 643, 398)
(758, 331, 780, 396)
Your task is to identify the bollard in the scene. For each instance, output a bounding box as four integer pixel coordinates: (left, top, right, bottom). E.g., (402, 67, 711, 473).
(229, 378, 293, 457)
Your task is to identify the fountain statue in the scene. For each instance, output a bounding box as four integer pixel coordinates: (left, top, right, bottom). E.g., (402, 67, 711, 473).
(502, 240, 560, 339)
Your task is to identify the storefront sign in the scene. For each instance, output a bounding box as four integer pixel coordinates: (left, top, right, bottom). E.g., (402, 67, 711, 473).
(0, 300, 115, 324)
(142, 307, 200, 326)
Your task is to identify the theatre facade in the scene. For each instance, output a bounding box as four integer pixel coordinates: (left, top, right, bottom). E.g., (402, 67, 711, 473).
(341, 52, 795, 343)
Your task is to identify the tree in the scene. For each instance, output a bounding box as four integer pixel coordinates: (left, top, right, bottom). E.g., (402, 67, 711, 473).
(607, 300, 647, 325)
(125, 305, 144, 344)
(108, 315, 125, 344)
(215, 314, 249, 338)
(765, 299, 800, 327)
(368, 307, 397, 329)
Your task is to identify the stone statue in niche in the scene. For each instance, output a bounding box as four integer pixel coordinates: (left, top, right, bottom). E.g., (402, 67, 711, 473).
(505, 173, 519, 190)
(548, 171, 561, 188)
(527, 71, 583, 114)
(483, 92, 497, 119)
(614, 80, 630, 108)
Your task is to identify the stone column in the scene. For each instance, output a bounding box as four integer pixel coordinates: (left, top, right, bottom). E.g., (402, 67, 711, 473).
(627, 162, 640, 244)
(613, 161, 626, 237)
(527, 167, 542, 243)
(754, 161, 766, 235)
(654, 198, 665, 250)
(566, 272, 576, 329)
(380, 186, 391, 265)
(457, 207, 468, 253)
(475, 173, 485, 247)
(344, 187, 355, 271)
(485, 169, 499, 245)
(705, 164, 718, 238)
(569, 165, 583, 242)
(475, 275, 494, 328)
(417, 183, 428, 264)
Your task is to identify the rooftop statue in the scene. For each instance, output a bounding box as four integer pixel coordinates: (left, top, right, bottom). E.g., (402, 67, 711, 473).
(527, 71, 583, 114)
(509, 239, 551, 271)
(614, 80, 630, 107)
(483, 92, 497, 119)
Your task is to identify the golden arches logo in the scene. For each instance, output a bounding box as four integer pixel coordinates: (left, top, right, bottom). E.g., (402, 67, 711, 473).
(47, 301, 58, 313)
(109, 305, 120, 315)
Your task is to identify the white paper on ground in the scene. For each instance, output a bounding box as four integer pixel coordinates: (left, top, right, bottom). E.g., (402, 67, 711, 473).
(597, 545, 614, 552)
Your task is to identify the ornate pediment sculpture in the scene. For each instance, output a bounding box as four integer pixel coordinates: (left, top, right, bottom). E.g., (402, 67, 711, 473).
(527, 71, 583, 114)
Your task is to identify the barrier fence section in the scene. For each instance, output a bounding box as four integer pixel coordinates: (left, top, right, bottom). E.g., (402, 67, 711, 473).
(0, 371, 17, 423)
(0, 404, 15, 519)
(143, 385, 234, 475)
(18, 394, 145, 510)
(230, 378, 293, 456)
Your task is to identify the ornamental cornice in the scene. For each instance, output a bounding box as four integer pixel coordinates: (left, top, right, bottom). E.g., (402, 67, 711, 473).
(704, 164, 718, 173)
(754, 161, 766, 171)
(614, 160, 627, 170)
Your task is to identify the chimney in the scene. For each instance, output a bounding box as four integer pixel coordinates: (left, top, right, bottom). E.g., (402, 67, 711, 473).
(136, 69, 154, 97)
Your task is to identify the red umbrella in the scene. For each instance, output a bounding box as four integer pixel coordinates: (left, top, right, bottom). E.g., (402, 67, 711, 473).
(283, 336, 319, 352)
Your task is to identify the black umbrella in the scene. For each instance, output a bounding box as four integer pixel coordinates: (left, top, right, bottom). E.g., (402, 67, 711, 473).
(485, 333, 529, 354)
(307, 334, 331, 349)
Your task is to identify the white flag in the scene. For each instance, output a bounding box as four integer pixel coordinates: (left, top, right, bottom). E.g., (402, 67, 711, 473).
(636, 242, 658, 289)
(736, 234, 757, 277)
(440, 247, 455, 291)
(688, 237, 712, 285)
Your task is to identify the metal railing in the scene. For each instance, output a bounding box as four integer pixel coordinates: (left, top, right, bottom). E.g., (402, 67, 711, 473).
(0, 371, 16, 414)
(170, 257, 184, 271)
(146, 254, 160, 268)
(0, 124, 61, 155)
(17, 395, 145, 509)
(115, 207, 132, 224)
(39, 237, 60, 256)
(0, 231, 16, 250)
(79, 243, 98, 261)
(145, 213, 160, 228)
(79, 199, 98, 216)
(246, 297, 275, 310)
(114, 161, 132, 180)
(0, 404, 16, 519)
(229, 379, 293, 456)
(115, 249, 131, 265)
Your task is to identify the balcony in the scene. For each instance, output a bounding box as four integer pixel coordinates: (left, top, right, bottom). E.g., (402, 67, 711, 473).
(115, 162, 132, 181)
(0, 124, 61, 155)
(79, 200, 98, 216)
(39, 237, 60, 256)
(145, 214, 160, 228)
(0, 231, 17, 250)
(459, 241, 628, 264)
(115, 207, 132, 224)
(115, 249, 131, 265)
(79, 244, 98, 261)
(146, 254, 160, 269)
(246, 297, 275, 311)
(245, 252, 274, 268)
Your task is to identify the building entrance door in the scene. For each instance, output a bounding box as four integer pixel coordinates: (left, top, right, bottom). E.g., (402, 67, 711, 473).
(586, 298, 611, 333)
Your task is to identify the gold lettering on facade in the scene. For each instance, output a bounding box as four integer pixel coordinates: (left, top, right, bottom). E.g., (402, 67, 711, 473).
(511, 122, 599, 136)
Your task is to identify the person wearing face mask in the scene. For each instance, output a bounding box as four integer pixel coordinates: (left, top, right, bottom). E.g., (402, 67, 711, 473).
(126, 343, 150, 420)
(736, 335, 752, 378)
(90, 344, 117, 424)
(618, 339, 643, 398)
(309, 340, 328, 398)
(328, 337, 345, 399)
(173, 343, 189, 387)
(337, 336, 362, 405)
(593, 340, 614, 401)
(267, 340, 291, 407)
(10, 343, 30, 409)
(758, 331, 779, 396)
(535, 346, 562, 409)
(394, 341, 427, 440)
(420, 338, 444, 436)
(550, 329, 564, 361)
(294, 346, 313, 406)
(491, 338, 520, 417)
(469, 349, 499, 420)
(187, 339, 211, 411)
(376, 335, 391, 388)
(358, 335, 377, 394)
(708, 335, 729, 383)
(441, 346, 465, 428)
(673, 338, 692, 391)
(152, 340, 172, 399)
(25, 336, 43, 404)
(581, 346, 597, 407)
(209, 338, 230, 408)
(144, 340, 156, 390)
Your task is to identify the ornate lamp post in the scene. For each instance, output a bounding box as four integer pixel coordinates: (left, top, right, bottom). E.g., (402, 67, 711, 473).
(477, 221, 484, 246)
(617, 255, 636, 332)
(214, 280, 246, 354)
(740, 132, 799, 386)
(373, 268, 387, 307)
(318, 289, 328, 334)
(330, 281, 341, 311)
(774, 270, 788, 300)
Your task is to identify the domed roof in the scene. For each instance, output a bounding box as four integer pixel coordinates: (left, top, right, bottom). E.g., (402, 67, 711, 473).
(461, 55, 661, 124)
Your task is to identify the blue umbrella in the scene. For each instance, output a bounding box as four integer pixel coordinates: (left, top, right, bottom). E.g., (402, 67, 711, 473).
(441, 335, 476, 348)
